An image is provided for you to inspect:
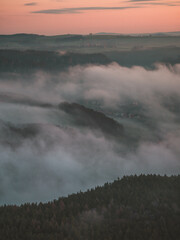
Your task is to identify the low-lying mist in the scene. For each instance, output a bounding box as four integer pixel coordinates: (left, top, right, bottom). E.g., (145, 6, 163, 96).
(0, 63, 180, 205)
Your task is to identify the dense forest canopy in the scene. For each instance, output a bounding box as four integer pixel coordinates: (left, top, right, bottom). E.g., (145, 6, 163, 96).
(0, 175, 179, 240)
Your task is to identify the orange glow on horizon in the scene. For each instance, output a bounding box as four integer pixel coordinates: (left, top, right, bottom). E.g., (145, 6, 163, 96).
(0, 0, 180, 35)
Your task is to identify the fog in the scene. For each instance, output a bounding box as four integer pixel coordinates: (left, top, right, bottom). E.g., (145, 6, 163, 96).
(0, 63, 180, 205)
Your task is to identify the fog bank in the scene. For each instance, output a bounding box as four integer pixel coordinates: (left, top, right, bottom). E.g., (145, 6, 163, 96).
(0, 63, 180, 205)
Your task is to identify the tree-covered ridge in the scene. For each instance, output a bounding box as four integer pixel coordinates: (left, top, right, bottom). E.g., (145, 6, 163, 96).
(0, 175, 179, 240)
(59, 102, 124, 138)
(0, 49, 110, 73)
(1, 47, 180, 73)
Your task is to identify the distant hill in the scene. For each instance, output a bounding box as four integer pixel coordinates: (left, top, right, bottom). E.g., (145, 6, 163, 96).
(0, 175, 179, 240)
(0, 49, 111, 73)
(0, 99, 124, 145)
(1, 33, 180, 52)
(0, 47, 180, 72)
(105, 46, 180, 68)
(95, 31, 180, 37)
(59, 102, 124, 139)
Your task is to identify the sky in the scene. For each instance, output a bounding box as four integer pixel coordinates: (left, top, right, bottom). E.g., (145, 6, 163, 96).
(0, 0, 180, 35)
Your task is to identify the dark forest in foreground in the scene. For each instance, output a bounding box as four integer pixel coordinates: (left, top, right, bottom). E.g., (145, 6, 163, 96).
(0, 175, 179, 240)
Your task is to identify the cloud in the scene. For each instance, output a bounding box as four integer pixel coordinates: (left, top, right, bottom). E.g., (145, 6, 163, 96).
(31, 1, 180, 14)
(0, 64, 180, 205)
(32, 6, 140, 14)
(24, 2, 37, 6)
(128, 0, 180, 6)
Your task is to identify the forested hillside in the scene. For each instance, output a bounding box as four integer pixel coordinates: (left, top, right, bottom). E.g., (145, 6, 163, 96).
(1, 34, 180, 72)
(0, 175, 179, 240)
(0, 49, 110, 73)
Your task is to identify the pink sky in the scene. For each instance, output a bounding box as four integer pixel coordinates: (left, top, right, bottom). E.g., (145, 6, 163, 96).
(0, 0, 180, 35)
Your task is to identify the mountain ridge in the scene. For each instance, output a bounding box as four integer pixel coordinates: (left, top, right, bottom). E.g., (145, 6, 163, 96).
(0, 175, 179, 240)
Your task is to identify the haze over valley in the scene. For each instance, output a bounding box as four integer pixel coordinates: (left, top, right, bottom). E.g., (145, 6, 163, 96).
(0, 34, 180, 205)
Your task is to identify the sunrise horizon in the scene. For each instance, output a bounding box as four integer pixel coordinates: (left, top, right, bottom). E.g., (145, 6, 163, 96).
(1, 30, 180, 37)
(1, 1, 180, 35)
(0, 1, 180, 239)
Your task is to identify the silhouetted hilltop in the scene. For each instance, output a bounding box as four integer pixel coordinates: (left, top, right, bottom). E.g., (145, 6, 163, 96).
(59, 102, 124, 138)
(0, 175, 179, 240)
(0, 99, 124, 145)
